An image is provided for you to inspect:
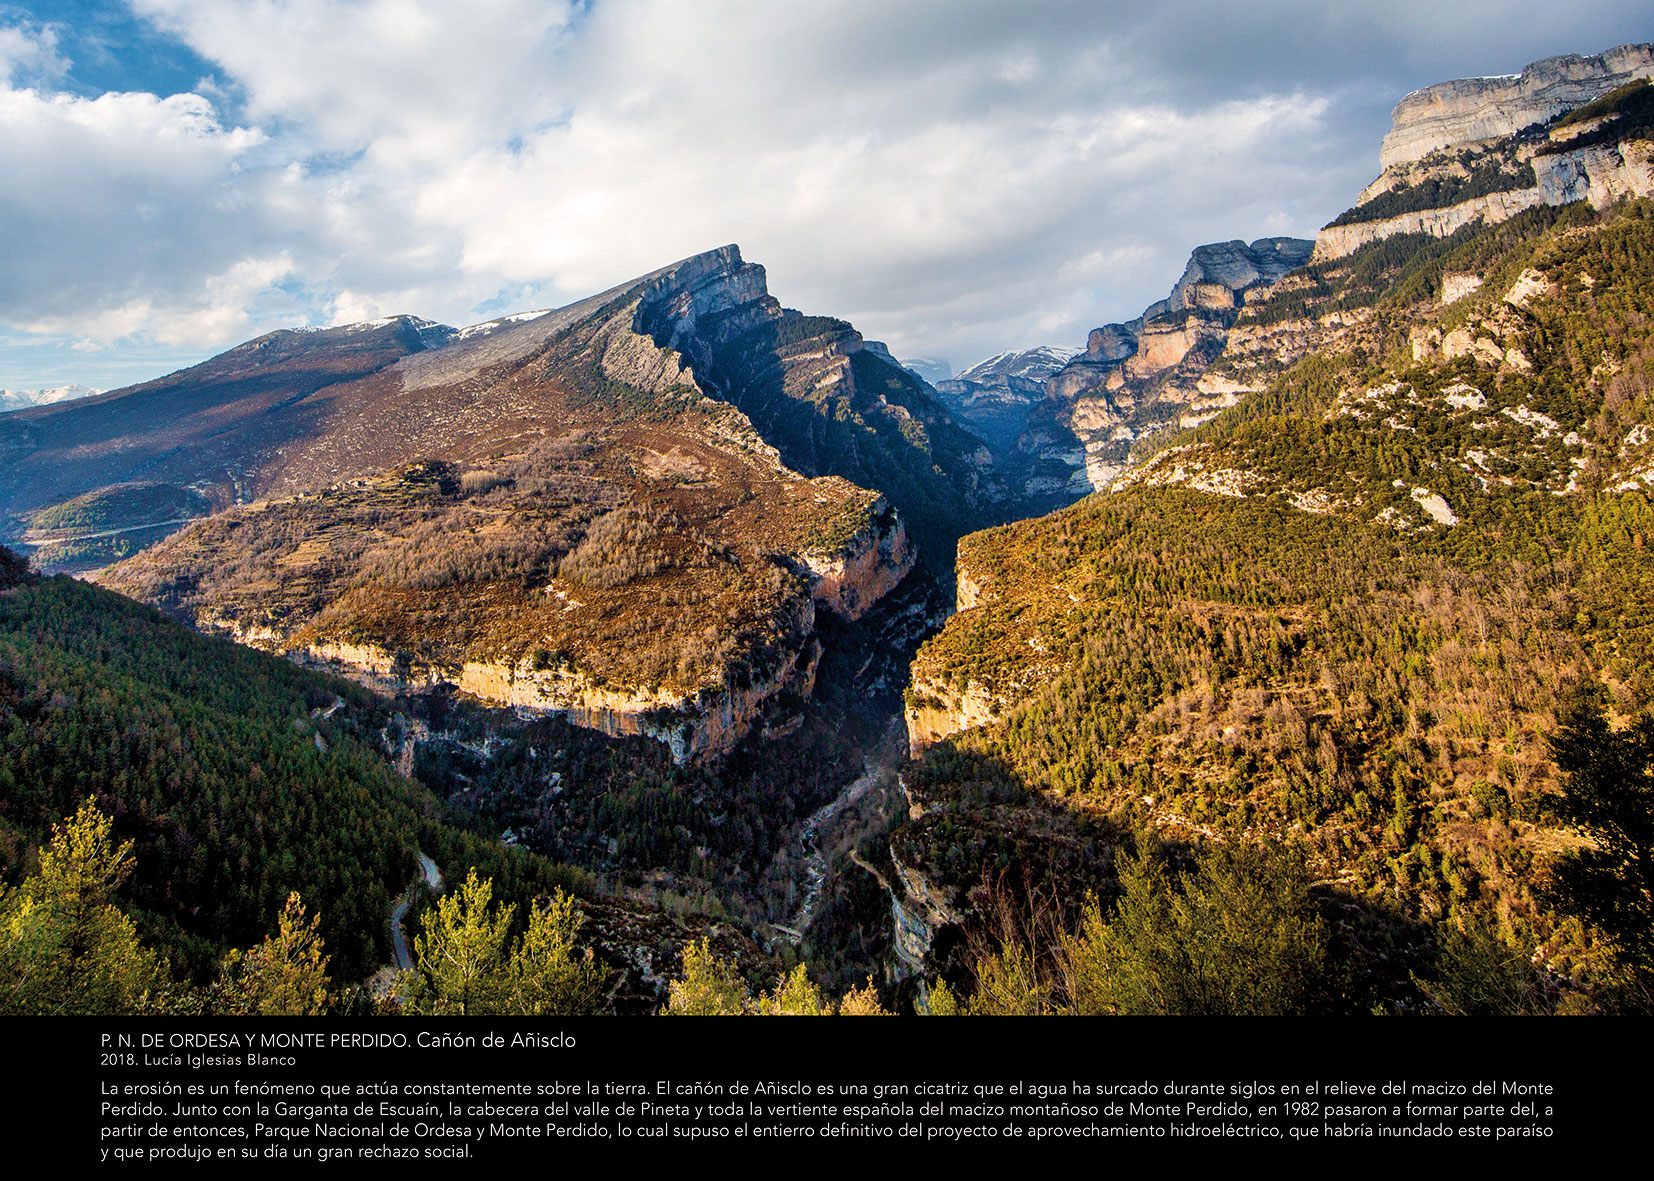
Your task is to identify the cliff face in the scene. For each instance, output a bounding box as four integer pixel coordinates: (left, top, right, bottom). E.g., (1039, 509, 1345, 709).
(799, 493, 916, 621)
(290, 621, 819, 765)
(104, 248, 930, 764)
(1380, 44, 1654, 169)
(1315, 46, 1654, 264)
(903, 679, 1003, 754)
(886, 835, 964, 969)
(1030, 238, 1315, 491)
(1316, 127, 1654, 262)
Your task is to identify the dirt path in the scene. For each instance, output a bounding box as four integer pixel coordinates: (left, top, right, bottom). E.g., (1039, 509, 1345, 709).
(23, 517, 199, 544)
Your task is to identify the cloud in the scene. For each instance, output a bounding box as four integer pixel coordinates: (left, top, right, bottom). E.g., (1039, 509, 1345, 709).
(0, 77, 292, 337)
(132, 0, 577, 160)
(0, 20, 65, 83)
(2, 0, 1652, 388)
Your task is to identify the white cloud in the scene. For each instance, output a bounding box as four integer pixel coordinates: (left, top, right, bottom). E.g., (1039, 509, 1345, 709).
(0, 78, 295, 344)
(0, 22, 65, 84)
(3, 0, 1653, 388)
(132, 0, 577, 160)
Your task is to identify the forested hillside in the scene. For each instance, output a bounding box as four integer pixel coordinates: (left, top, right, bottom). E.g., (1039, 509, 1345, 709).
(899, 196, 1654, 1013)
(0, 551, 584, 987)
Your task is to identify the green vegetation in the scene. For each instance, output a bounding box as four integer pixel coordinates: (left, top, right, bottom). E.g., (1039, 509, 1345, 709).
(0, 799, 164, 1014)
(0, 798, 609, 1015)
(1328, 157, 1536, 227)
(1536, 78, 1654, 156)
(0, 554, 584, 983)
(1062, 838, 1337, 1015)
(901, 197, 1654, 1013)
(209, 891, 334, 1016)
(24, 482, 210, 539)
(939, 835, 1343, 1015)
(1245, 201, 1595, 329)
(660, 937, 890, 1015)
(400, 869, 602, 1016)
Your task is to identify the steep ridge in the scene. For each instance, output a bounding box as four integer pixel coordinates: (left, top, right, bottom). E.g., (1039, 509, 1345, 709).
(642, 258, 1002, 563)
(1380, 43, 1654, 168)
(99, 249, 950, 762)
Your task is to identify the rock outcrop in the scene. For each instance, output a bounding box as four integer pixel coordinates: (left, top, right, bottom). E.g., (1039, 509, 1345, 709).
(1315, 46, 1654, 263)
(1315, 128, 1654, 262)
(1379, 44, 1654, 169)
(290, 622, 820, 765)
(1033, 238, 1315, 490)
(886, 838, 963, 969)
(903, 678, 1004, 754)
(799, 493, 916, 621)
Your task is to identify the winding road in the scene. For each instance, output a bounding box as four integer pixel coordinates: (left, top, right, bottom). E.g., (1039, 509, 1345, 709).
(388, 852, 444, 971)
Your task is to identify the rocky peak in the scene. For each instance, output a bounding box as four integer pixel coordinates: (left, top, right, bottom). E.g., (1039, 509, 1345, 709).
(1147, 238, 1317, 319)
(955, 346, 1079, 385)
(1028, 236, 1313, 492)
(633, 245, 779, 364)
(1380, 42, 1654, 169)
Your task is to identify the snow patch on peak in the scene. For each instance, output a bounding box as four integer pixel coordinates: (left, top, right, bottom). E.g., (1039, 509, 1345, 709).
(0, 383, 102, 414)
(957, 346, 1080, 383)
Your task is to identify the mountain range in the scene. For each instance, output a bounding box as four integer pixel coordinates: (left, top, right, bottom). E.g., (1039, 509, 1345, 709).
(5, 42, 1654, 1015)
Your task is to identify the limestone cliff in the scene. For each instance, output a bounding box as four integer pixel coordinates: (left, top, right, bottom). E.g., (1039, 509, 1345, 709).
(1317, 47, 1654, 263)
(1316, 127, 1654, 262)
(903, 678, 1004, 755)
(1033, 238, 1314, 491)
(1379, 43, 1654, 169)
(290, 626, 819, 765)
(799, 492, 916, 621)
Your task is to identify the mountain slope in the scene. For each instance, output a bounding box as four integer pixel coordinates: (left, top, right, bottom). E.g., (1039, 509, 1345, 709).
(85, 248, 1004, 765)
(889, 77, 1654, 1007)
(0, 547, 583, 982)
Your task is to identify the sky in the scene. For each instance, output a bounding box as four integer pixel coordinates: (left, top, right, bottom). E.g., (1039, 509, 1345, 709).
(1, 1, 1651, 391)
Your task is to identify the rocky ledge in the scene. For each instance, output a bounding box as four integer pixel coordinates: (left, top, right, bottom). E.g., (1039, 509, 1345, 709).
(1380, 44, 1654, 169)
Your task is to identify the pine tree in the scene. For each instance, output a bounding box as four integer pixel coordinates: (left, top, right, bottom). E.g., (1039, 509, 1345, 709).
(662, 938, 749, 1015)
(836, 977, 892, 1016)
(757, 964, 830, 1015)
(922, 978, 961, 1016)
(0, 799, 163, 1015)
(212, 892, 332, 1016)
(409, 869, 514, 1015)
(507, 891, 604, 1016)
